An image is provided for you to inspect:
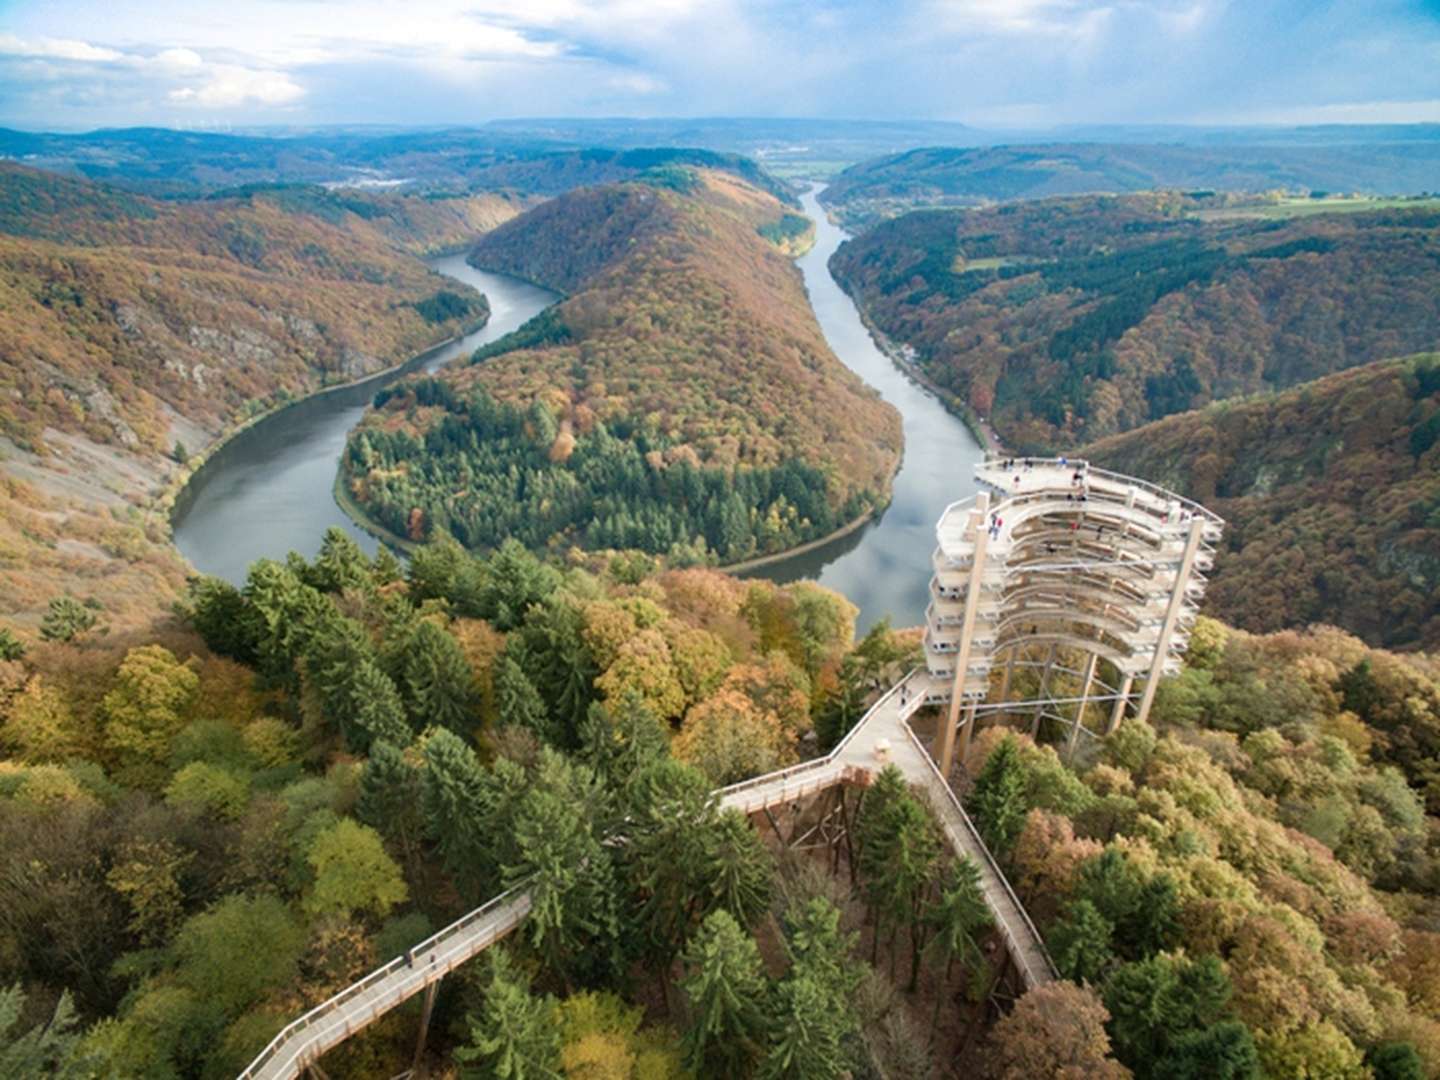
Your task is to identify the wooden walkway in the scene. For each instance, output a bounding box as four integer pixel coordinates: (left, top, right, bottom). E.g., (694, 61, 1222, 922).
(241, 670, 1053, 1079)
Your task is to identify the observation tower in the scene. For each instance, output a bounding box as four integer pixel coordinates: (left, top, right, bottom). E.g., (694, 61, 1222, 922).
(921, 455, 1223, 776)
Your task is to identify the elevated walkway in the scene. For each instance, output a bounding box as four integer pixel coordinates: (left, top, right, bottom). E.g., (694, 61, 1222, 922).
(243, 669, 1055, 1079)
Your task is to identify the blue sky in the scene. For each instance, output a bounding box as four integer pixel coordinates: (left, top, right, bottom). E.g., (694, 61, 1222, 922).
(0, 0, 1437, 131)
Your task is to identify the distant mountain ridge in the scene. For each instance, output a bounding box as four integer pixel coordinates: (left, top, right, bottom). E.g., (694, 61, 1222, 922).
(823, 140, 1440, 227)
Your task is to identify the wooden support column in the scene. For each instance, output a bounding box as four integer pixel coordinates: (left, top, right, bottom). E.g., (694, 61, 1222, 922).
(939, 493, 991, 778)
(412, 980, 440, 1074)
(1066, 653, 1099, 760)
(1106, 675, 1134, 735)
(1135, 518, 1204, 726)
(955, 700, 980, 765)
(1028, 644, 1057, 738)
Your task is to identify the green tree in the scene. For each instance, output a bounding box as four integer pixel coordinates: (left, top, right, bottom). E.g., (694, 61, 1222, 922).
(403, 620, 479, 737)
(704, 808, 776, 930)
(455, 949, 562, 1080)
(969, 735, 1028, 858)
(496, 656, 553, 742)
(1074, 847, 1178, 960)
(0, 983, 91, 1078)
(171, 894, 305, 1015)
(759, 971, 851, 1080)
(1169, 1021, 1261, 1080)
(311, 526, 372, 593)
(421, 729, 492, 897)
(164, 761, 250, 819)
(924, 857, 994, 1034)
(40, 596, 99, 643)
(0, 626, 25, 661)
(503, 751, 618, 986)
(1366, 1041, 1425, 1080)
(1103, 952, 1236, 1079)
(184, 576, 256, 664)
(482, 539, 562, 630)
(1048, 898, 1116, 984)
(680, 909, 770, 1078)
(349, 657, 413, 750)
(305, 818, 409, 919)
(358, 739, 425, 863)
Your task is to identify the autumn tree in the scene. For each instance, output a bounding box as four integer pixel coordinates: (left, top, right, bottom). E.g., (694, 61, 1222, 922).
(985, 981, 1130, 1080)
(102, 645, 199, 782)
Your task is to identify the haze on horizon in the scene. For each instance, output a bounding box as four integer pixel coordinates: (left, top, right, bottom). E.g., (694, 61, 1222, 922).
(0, 0, 1437, 134)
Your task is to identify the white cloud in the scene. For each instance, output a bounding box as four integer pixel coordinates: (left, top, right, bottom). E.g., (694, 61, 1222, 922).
(0, 32, 122, 61)
(1198, 99, 1440, 125)
(167, 64, 305, 107)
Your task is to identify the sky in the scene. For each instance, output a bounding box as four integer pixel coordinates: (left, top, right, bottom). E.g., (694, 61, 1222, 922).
(0, 0, 1437, 132)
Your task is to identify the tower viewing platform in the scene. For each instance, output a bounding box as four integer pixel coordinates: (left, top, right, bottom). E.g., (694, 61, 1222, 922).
(924, 455, 1223, 775)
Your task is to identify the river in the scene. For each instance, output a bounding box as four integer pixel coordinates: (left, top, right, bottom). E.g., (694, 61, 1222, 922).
(744, 190, 984, 631)
(171, 256, 558, 582)
(172, 192, 983, 631)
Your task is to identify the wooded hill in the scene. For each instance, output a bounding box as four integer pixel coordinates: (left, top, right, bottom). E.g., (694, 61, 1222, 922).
(821, 140, 1440, 229)
(1080, 353, 1440, 651)
(0, 163, 521, 633)
(830, 193, 1440, 450)
(343, 169, 902, 564)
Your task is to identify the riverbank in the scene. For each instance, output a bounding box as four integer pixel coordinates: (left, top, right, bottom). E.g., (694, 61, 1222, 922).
(161, 315, 489, 533)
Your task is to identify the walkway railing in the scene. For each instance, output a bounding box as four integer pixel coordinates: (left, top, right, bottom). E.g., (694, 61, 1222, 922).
(238, 889, 532, 1080)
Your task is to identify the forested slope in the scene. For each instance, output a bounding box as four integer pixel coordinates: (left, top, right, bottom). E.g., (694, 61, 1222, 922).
(1079, 354, 1440, 650)
(831, 193, 1440, 449)
(343, 169, 902, 564)
(0, 164, 510, 632)
(822, 141, 1440, 229)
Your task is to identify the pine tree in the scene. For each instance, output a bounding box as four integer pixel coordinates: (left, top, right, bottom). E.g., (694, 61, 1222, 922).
(924, 856, 994, 1034)
(758, 972, 851, 1080)
(357, 739, 424, 865)
(1047, 898, 1115, 984)
(455, 949, 562, 1080)
(969, 736, 1028, 858)
(350, 658, 412, 749)
(39, 596, 98, 643)
(496, 656, 553, 742)
(311, 526, 371, 593)
(0, 627, 25, 662)
(704, 809, 776, 930)
(403, 620, 479, 737)
(420, 729, 491, 898)
(680, 909, 770, 1078)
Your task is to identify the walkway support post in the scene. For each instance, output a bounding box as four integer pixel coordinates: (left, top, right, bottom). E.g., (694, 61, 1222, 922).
(412, 980, 440, 1074)
(1067, 653, 1099, 759)
(939, 493, 990, 777)
(1135, 518, 1204, 726)
(1107, 675, 1134, 735)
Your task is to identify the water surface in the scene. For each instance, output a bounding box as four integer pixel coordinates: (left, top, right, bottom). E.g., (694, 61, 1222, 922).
(172, 256, 557, 582)
(745, 189, 984, 631)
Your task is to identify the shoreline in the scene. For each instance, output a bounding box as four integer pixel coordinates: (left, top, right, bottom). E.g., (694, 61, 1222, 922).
(161, 312, 488, 533)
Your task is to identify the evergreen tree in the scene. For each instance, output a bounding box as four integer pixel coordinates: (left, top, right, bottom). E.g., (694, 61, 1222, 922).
(969, 736, 1028, 858)
(310, 526, 372, 594)
(680, 909, 770, 1078)
(704, 809, 776, 930)
(357, 739, 424, 864)
(1169, 1021, 1261, 1080)
(503, 750, 618, 986)
(403, 620, 479, 737)
(496, 656, 552, 742)
(924, 856, 994, 1034)
(420, 729, 491, 897)
(455, 949, 562, 1080)
(1074, 847, 1179, 961)
(0, 983, 91, 1078)
(0, 627, 25, 662)
(758, 972, 851, 1080)
(1103, 952, 1239, 1079)
(576, 692, 670, 790)
(1366, 1042, 1425, 1080)
(1048, 899, 1115, 984)
(184, 576, 256, 663)
(481, 539, 562, 630)
(513, 598, 597, 744)
(39, 596, 98, 643)
(350, 658, 412, 749)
